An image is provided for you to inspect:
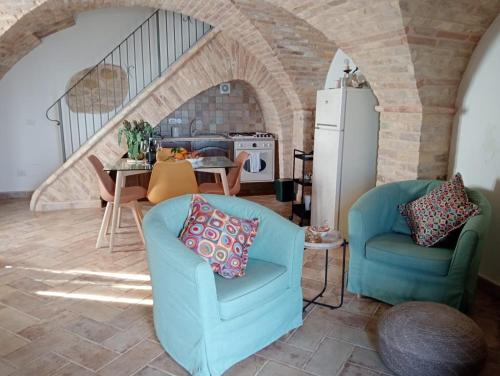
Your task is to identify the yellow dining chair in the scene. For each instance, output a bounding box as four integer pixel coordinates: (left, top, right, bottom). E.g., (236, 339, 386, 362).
(147, 160, 199, 204)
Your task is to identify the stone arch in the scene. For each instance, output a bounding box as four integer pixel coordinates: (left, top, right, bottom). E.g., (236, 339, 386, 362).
(30, 32, 294, 210)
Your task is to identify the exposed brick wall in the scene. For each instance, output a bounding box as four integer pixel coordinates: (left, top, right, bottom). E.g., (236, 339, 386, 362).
(2, 0, 500, 196)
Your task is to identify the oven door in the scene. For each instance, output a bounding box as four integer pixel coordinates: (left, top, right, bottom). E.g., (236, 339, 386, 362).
(237, 149, 274, 182)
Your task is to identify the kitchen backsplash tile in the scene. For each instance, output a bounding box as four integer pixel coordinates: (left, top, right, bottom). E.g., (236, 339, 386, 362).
(158, 80, 265, 137)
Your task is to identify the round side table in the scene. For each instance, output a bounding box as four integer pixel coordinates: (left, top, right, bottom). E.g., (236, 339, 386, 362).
(303, 231, 346, 311)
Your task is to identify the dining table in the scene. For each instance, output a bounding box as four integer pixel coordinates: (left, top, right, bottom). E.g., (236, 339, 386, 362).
(103, 156, 237, 251)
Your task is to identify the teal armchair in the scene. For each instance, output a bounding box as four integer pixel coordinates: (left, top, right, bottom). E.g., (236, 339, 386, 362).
(143, 194, 304, 376)
(347, 180, 491, 311)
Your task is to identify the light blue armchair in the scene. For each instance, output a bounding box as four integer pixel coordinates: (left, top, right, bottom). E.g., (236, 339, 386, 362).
(348, 180, 491, 312)
(143, 194, 305, 376)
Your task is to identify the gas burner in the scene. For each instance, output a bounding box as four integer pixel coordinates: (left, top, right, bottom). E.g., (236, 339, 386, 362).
(228, 132, 274, 139)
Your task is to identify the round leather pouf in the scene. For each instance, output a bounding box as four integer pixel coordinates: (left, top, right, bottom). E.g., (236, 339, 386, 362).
(377, 301, 487, 376)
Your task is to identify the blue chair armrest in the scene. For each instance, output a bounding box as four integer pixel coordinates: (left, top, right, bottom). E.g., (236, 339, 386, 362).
(251, 215, 305, 288)
(450, 192, 492, 274)
(349, 184, 399, 255)
(144, 210, 220, 325)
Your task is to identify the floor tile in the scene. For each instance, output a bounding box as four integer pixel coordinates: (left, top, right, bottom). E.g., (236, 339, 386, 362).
(51, 331, 119, 371)
(287, 310, 334, 351)
(133, 366, 170, 376)
(0, 290, 47, 314)
(338, 362, 380, 376)
(0, 328, 30, 356)
(224, 355, 267, 376)
(327, 321, 377, 350)
(0, 285, 17, 299)
(102, 318, 154, 353)
(310, 306, 371, 329)
(257, 341, 312, 368)
(0, 306, 39, 333)
(67, 300, 124, 323)
(347, 347, 393, 375)
(0, 358, 17, 376)
(303, 337, 354, 376)
(9, 352, 68, 376)
(98, 339, 163, 376)
(64, 315, 119, 343)
(7, 277, 52, 293)
(3, 330, 70, 367)
(51, 362, 96, 376)
(17, 309, 79, 340)
(148, 352, 189, 376)
(257, 361, 314, 376)
(344, 298, 380, 317)
(27, 298, 74, 320)
(105, 305, 153, 330)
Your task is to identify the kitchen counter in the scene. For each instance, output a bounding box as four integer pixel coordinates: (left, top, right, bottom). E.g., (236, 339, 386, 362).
(160, 134, 233, 142)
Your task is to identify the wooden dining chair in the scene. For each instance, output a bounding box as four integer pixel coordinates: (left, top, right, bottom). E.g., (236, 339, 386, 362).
(147, 160, 199, 205)
(198, 151, 249, 196)
(88, 155, 147, 248)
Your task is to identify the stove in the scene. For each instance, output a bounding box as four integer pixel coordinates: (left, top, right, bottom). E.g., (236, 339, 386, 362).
(230, 132, 275, 183)
(228, 131, 274, 140)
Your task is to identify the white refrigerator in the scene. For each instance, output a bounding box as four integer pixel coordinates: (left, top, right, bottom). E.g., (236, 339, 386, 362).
(311, 87, 379, 237)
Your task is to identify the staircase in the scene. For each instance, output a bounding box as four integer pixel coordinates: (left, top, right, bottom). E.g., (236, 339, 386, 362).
(46, 10, 212, 161)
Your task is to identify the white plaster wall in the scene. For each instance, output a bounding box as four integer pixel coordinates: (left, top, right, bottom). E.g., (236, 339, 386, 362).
(0, 7, 154, 193)
(449, 14, 500, 286)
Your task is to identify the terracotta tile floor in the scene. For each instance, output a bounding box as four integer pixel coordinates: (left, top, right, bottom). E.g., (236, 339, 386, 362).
(0, 196, 499, 376)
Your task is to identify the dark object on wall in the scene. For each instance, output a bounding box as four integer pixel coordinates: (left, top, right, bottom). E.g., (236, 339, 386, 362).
(378, 301, 487, 376)
(274, 179, 294, 202)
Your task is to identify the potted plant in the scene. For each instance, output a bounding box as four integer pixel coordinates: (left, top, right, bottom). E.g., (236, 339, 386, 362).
(118, 119, 153, 160)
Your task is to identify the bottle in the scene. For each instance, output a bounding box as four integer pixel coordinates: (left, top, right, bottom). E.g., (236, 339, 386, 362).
(147, 138, 157, 164)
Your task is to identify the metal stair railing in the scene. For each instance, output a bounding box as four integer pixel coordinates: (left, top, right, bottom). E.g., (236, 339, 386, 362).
(46, 10, 213, 161)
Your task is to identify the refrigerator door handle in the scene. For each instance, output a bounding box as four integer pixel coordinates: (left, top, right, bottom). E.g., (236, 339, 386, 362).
(316, 123, 339, 129)
(315, 125, 341, 130)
